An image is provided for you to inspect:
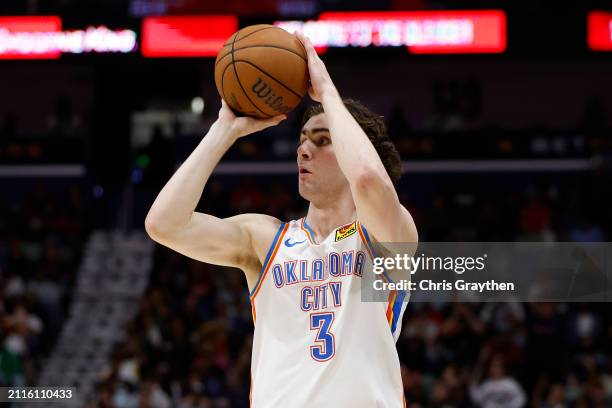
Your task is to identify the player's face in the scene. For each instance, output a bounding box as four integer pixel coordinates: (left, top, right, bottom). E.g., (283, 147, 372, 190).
(297, 113, 349, 202)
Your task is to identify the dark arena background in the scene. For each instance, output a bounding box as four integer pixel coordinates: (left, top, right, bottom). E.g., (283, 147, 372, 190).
(1, 0, 612, 407)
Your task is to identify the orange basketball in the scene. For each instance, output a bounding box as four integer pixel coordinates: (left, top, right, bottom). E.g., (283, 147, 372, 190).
(214, 25, 309, 119)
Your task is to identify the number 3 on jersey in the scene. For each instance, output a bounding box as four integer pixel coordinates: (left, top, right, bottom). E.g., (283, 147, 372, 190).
(309, 312, 336, 361)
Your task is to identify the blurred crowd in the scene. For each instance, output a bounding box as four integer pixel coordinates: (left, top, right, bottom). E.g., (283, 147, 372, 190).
(0, 182, 87, 387)
(2, 103, 611, 407)
(87, 173, 612, 408)
(1, 2, 611, 407)
(1, 68, 610, 408)
(0, 163, 610, 408)
(88, 258, 612, 408)
(399, 301, 612, 408)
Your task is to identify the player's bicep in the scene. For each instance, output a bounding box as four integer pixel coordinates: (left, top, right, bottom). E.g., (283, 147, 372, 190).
(150, 212, 256, 269)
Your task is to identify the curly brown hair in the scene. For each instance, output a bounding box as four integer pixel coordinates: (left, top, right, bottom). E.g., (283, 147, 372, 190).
(301, 98, 403, 183)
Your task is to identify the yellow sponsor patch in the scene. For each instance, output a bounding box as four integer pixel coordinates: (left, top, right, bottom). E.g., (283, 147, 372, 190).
(335, 222, 357, 242)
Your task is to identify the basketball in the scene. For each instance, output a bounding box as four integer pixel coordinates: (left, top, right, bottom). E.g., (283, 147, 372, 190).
(214, 24, 309, 119)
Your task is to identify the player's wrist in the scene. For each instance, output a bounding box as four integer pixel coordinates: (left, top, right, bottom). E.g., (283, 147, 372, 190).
(319, 86, 341, 104)
(209, 119, 242, 142)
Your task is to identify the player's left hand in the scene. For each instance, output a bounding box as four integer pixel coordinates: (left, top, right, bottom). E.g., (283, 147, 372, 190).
(217, 99, 286, 139)
(295, 32, 339, 102)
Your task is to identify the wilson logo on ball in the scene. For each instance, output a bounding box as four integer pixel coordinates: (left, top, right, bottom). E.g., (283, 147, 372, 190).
(252, 77, 291, 114)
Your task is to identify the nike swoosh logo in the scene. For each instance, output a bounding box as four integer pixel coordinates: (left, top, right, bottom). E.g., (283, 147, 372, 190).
(284, 238, 307, 247)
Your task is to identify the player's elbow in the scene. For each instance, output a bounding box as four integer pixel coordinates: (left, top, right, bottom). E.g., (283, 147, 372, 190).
(353, 167, 377, 189)
(353, 167, 393, 195)
(144, 212, 162, 241)
(144, 210, 174, 242)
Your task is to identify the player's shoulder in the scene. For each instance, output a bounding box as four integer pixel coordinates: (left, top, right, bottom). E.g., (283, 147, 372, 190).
(229, 214, 287, 280)
(227, 213, 284, 243)
(228, 212, 282, 230)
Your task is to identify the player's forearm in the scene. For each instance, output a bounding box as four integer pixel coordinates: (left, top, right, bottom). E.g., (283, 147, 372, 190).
(321, 91, 389, 187)
(145, 121, 237, 234)
(321, 91, 415, 242)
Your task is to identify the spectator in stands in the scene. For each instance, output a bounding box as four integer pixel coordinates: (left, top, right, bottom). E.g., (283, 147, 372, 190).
(541, 383, 566, 408)
(518, 191, 555, 241)
(0, 299, 43, 387)
(0, 330, 25, 387)
(470, 355, 526, 407)
(0, 180, 87, 390)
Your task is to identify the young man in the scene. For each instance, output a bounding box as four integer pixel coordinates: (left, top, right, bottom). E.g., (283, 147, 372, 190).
(145, 33, 418, 407)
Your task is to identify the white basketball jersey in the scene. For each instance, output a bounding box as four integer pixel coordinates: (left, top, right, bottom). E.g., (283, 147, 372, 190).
(249, 218, 408, 408)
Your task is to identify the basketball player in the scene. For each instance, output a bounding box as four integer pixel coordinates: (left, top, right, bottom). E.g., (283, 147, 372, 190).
(145, 33, 418, 407)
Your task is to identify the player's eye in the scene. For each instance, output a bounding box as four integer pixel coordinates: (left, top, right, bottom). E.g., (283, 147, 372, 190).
(317, 137, 330, 146)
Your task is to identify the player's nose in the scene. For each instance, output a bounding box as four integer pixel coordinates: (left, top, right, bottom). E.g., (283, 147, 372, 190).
(297, 140, 313, 160)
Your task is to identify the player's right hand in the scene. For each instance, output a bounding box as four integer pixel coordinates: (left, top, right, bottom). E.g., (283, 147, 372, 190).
(217, 99, 286, 139)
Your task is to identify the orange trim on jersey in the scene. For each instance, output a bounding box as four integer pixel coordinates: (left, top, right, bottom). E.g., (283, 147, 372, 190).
(250, 223, 289, 323)
(357, 222, 391, 284)
(251, 298, 257, 323)
(386, 290, 397, 324)
(356, 223, 374, 259)
(357, 222, 397, 329)
(300, 218, 316, 244)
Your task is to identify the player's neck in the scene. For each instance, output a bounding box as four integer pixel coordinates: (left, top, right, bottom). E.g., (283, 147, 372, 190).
(305, 192, 356, 242)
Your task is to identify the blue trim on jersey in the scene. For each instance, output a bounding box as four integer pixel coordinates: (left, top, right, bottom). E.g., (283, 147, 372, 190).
(390, 290, 406, 334)
(360, 223, 393, 284)
(303, 217, 318, 244)
(249, 222, 286, 298)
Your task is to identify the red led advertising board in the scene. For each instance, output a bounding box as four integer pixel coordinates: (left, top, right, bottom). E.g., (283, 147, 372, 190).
(588, 11, 612, 51)
(0, 16, 62, 59)
(0, 16, 136, 59)
(0, 12, 505, 59)
(142, 16, 238, 57)
(275, 10, 506, 54)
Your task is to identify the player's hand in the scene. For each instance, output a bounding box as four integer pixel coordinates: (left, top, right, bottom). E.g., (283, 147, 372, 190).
(295, 32, 339, 102)
(217, 99, 286, 139)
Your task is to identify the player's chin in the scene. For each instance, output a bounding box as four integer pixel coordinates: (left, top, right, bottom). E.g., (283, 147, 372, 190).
(298, 182, 314, 200)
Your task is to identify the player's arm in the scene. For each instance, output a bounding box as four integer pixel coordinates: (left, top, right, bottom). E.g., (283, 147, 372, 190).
(297, 33, 417, 244)
(145, 100, 286, 274)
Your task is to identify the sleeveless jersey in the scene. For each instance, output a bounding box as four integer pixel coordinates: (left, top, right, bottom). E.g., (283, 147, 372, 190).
(249, 218, 408, 408)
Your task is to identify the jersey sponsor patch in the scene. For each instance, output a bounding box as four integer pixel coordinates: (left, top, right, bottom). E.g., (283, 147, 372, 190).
(335, 222, 357, 241)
